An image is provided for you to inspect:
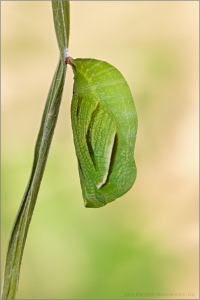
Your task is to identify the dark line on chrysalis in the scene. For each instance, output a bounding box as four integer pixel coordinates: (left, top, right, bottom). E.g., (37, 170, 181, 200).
(78, 159, 85, 180)
(100, 133, 118, 189)
(76, 96, 82, 117)
(86, 103, 101, 168)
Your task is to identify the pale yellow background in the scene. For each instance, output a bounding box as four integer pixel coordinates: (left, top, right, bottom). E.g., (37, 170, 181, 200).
(1, 1, 199, 299)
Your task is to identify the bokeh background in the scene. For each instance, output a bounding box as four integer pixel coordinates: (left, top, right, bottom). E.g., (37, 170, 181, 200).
(1, 1, 199, 299)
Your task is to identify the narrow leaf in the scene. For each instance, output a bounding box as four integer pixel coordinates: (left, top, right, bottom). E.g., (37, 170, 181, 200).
(1, 59, 66, 299)
(52, 1, 70, 60)
(2, 0, 70, 298)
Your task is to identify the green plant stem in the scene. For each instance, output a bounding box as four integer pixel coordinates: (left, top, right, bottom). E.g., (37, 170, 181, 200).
(2, 59, 66, 299)
(2, 2, 70, 298)
(52, 1, 70, 59)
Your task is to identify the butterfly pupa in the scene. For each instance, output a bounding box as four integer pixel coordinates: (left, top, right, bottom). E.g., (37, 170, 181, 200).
(67, 57, 138, 208)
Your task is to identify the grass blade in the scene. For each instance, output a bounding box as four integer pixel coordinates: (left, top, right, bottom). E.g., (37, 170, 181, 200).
(52, 1, 70, 59)
(2, 1, 70, 298)
(1, 59, 66, 299)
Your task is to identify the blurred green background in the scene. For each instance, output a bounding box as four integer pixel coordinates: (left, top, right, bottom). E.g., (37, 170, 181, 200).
(1, 1, 199, 299)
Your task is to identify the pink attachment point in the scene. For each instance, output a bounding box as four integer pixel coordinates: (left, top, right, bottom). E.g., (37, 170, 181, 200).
(65, 56, 73, 66)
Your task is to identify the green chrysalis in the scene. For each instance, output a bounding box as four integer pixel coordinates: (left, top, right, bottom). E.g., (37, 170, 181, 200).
(67, 57, 137, 208)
